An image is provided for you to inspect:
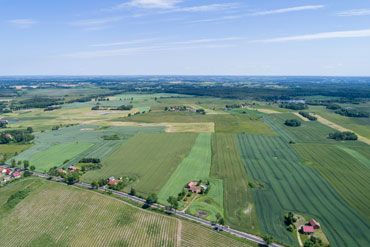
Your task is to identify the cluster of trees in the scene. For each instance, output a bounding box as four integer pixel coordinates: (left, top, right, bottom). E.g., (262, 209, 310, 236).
(326, 104, 341, 110)
(280, 103, 308, 110)
(284, 119, 301, 127)
(328, 131, 358, 141)
(102, 134, 121, 140)
(299, 111, 317, 121)
(0, 129, 34, 144)
(12, 97, 64, 110)
(80, 158, 100, 163)
(304, 236, 323, 247)
(0, 121, 7, 128)
(116, 105, 133, 111)
(335, 108, 369, 118)
(80, 163, 102, 172)
(284, 212, 297, 232)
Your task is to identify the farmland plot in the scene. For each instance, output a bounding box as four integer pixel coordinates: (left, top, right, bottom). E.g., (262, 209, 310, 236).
(8, 125, 164, 171)
(181, 221, 252, 247)
(158, 133, 214, 203)
(264, 113, 336, 143)
(237, 134, 370, 247)
(294, 143, 370, 221)
(210, 133, 259, 234)
(29, 143, 93, 171)
(81, 132, 198, 196)
(0, 179, 178, 247)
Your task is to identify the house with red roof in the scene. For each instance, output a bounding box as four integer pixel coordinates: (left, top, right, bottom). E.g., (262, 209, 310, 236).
(12, 172, 21, 179)
(108, 180, 118, 186)
(5, 169, 12, 175)
(0, 167, 4, 173)
(309, 218, 320, 229)
(301, 225, 314, 234)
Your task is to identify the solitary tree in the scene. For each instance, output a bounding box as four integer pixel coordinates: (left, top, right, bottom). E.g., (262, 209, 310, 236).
(11, 159, 16, 167)
(30, 165, 36, 171)
(23, 160, 30, 170)
(91, 180, 99, 189)
(218, 217, 225, 226)
(146, 193, 158, 204)
(167, 196, 179, 211)
(263, 235, 273, 246)
(129, 187, 136, 196)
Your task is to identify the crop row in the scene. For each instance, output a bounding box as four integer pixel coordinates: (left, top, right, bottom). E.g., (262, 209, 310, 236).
(236, 134, 370, 247)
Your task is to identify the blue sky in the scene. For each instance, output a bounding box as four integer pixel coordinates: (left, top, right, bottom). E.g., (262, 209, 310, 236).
(1, 0, 370, 76)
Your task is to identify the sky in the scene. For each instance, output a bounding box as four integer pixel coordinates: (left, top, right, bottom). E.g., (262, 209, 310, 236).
(1, 0, 370, 76)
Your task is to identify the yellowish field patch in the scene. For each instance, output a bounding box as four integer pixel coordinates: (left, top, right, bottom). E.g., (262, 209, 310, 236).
(293, 112, 310, 121)
(314, 114, 370, 145)
(106, 121, 215, 133)
(254, 108, 282, 114)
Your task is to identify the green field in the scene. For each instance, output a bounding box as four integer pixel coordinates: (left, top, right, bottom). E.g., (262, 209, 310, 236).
(158, 133, 223, 218)
(264, 113, 336, 143)
(30, 143, 93, 171)
(0, 178, 253, 247)
(210, 134, 260, 234)
(81, 132, 198, 196)
(236, 134, 370, 246)
(310, 105, 370, 139)
(8, 125, 164, 171)
(294, 143, 370, 221)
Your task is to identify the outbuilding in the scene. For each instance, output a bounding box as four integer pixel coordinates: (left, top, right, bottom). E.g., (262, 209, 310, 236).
(302, 225, 314, 234)
(309, 218, 320, 229)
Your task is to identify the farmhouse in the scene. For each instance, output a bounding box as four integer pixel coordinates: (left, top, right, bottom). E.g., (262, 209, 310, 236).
(301, 225, 314, 234)
(187, 182, 200, 193)
(0, 119, 8, 124)
(12, 172, 21, 178)
(5, 134, 13, 139)
(309, 218, 320, 229)
(108, 180, 118, 186)
(5, 169, 12, 175)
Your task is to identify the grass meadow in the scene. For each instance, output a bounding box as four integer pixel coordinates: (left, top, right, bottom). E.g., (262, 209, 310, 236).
(210, 133, 260, 234)
(8, 125, 164, 171)
(29, 143, 93, 171)
(236, 134, 370, 246)
(158, 133, 213, 202)
(294, 143, 370, 222)
(81, 132, 198, 196)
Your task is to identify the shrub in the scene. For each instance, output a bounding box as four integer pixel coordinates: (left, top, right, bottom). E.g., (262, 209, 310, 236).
(285, 119, 301, 127)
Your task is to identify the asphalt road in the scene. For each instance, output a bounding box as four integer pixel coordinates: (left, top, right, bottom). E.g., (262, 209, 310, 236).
(1, 165, 283, 247)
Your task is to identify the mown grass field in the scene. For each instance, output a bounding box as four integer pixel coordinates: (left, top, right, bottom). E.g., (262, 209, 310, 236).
(9, 125, 164, 171)
(29, 143, 93, 171)
(236, 134, 370, 246)
(294, 143, 370, 222)
(82, 132, 198, 196)
(211, 133, 259, 234)
(158, 133, 222, 213)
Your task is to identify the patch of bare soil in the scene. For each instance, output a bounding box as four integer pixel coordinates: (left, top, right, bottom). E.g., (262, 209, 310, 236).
(196, 211, 208, 218)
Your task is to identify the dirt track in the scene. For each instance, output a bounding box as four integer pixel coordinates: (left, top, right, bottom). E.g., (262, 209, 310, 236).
(314, 114, 370, 145)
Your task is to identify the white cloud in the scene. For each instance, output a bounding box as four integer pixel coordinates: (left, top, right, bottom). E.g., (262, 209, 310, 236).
(186, 15, 242, 24)
(337, 9, 370, 16)
(255, 29, 370, 43)
(91, 38, 158, 47)
(250, 5, 324, 16)
(170, 37, 246, 45)
(171, 3, 239, 12)
(8, 19, 38, 28)
(70, 16, 123, 27)
(113, 0, 182, 10)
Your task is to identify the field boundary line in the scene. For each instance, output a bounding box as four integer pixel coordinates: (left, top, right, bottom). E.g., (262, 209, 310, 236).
(177, 219, 182, 247)
(314, 114, 370, 145)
